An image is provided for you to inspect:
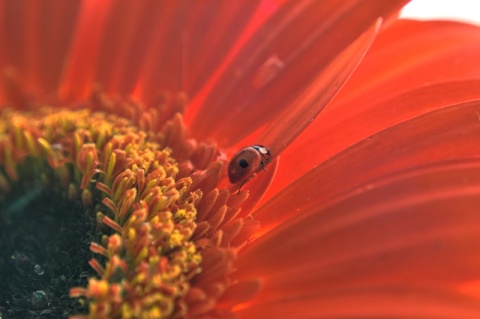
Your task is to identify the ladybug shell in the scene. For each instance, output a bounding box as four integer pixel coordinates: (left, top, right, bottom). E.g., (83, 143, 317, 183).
(228, 145, 270, 184)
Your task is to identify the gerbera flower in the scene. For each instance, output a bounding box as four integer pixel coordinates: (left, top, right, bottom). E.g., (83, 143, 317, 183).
(1, 1, 480, 318)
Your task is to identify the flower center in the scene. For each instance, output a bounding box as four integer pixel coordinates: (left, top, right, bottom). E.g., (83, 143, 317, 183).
(0, 91, 260, 319)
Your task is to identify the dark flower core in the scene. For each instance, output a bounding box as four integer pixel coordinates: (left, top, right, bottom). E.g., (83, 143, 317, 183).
(0, 93, 260, 319)
(0, 176, 96, 318)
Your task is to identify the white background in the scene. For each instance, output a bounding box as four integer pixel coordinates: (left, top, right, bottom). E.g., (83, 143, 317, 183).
(400, 0, 480, 26)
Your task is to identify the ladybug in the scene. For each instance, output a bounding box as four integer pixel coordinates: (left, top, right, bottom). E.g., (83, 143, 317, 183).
(228, 145, 272, 193)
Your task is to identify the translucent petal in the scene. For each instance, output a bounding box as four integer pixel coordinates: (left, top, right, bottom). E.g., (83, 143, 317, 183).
(0, 0, 81, 98)
(255, 99, 480, 233)
(235, 288, 480, 319)
(186, 1, 408, 146)
(235, 161, 480, 316)
(263, 20, 480, 203)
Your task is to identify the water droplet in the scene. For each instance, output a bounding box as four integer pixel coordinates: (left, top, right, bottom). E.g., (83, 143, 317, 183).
(11, 251, 29, 262)
(11, 251, 31, 273)
(34, 264, 44, 275)
(31, 290, 48, 308)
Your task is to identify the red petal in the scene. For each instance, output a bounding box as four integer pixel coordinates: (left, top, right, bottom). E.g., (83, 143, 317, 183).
(256, 99, 480, 232)
(186, 1, 408, 146)
(58, 0, 114, 101)
(265, 20, 480, 203)
(0, 0, 81, 101)
(235, 288, 480, 318)
(337, 20, 480, 105)
(234, 161, 480, 315)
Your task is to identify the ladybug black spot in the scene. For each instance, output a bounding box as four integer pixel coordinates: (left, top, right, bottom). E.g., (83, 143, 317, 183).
(239, 159, 249, 168)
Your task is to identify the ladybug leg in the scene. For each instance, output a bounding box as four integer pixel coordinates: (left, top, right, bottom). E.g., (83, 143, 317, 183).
(237, 179, 247, 195)
(260, 160, 268, 172)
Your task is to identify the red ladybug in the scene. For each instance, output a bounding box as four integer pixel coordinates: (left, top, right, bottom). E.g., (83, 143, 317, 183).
(228, 145, 271, 193)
